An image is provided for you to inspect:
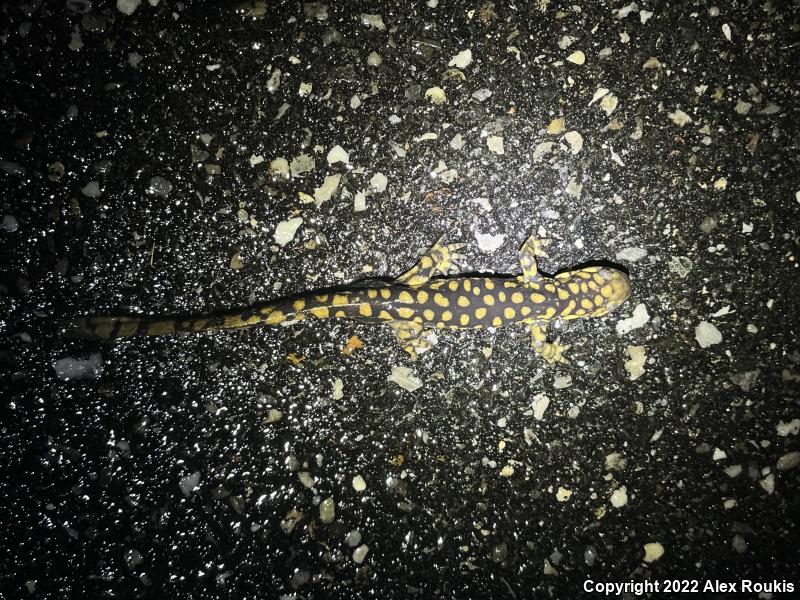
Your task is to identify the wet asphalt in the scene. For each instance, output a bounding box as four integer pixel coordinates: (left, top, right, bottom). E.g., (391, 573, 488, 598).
(1, 1, 799, 598)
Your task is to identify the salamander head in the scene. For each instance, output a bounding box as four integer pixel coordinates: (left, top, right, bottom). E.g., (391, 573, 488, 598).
(595, 267, 631, 316)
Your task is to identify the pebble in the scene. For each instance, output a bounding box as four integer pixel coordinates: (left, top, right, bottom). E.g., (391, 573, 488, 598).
(370, 172, 388, 193)
(273, 217, 303, 246)
(616, 304, 650, 335)
(475, 232, 506, 252)
(486, 135, 504, 155)
(425, 87, 447, 104)
(563, 130, 583, 154)
(566, 50, 585, 65)
(668, 109, 692, 127)
(643, 542, 664, 563)
(616, 246, 647, 262)
(388, 366, 423, 392)
(776, 451, 800, 471)
(178, 471, 200, 497)
(352, 544, 370, 563)
(624, 345, 646, 380)
(352, 475, 367, 491)
(610, 486, 628, 507)
(448, 49, 472, 68)
(695, 321, 722, 348)
(326, 145, 349, 165)
(319, 496, 335, 524)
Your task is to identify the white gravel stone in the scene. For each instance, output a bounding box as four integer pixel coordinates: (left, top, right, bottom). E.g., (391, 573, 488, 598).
(695, 321, 722, 348)
(273, 217, 303, 246)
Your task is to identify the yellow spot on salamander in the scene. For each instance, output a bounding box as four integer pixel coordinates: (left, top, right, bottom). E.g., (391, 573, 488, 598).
(498, 291, 506, 302)
(435, 322, 445, 329)
(557, 287, 569, 300)
(423, 309, 435, 320)
(118, 321, 140, 336)
(484, 280, 495, 290)
(561, 300, 576, 316)
(333, 294, 349, 306)
(380, 288, 392, 299)
(545, 283, 556, 293)
(520, 306, 531, 316)
(567, 282, 580, 295)
(448, 280, 459, 291)
(580, 298, 593, 310)
(441, 310, 453, 322)
(463, 280, 472, 292)
(475, 307, 487, 319)
(359, 303, 373, 317)
(530, 293, 545, 303)
(315, 294, 329, 303)
(416, 290, 429, 303)
(367, 289, 378, 299)
(588, 280, 598, 291)
(265, 311, 286, 325)
(457, 295, 470, 308)
(397, 307, 414, 319)
(580, 282, 589, 294)
(492, 316, 502, 327)
(503, 307, 516, 320)
(484, 294, 495, 306)
(379, 310, 393, 320)
(472, 286, 481, 296)
(594, 295, 604, 306)
(398, 290, 414, 303)
(293, 298, 306, 312)
(600, 285, 613, 298)
(334, 310, 346, 318)
(593, 273, 606, 285)
(421, 256, 434, 268)
(434, 293, 449, 307)
(310, 306, 330, 319)
(511, 291, 523, 303)
(460, 313, 470, 326)
(540, 306, 557, 320)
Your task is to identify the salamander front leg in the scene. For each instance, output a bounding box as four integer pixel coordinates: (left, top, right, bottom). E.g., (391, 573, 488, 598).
(529, 322, 570, 365)
(518, 231, 551, 285)
(390, 320, 435, 360)
(396, 235, 465, 286)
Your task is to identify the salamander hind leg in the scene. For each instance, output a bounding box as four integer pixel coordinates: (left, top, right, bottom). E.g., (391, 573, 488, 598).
(519, 231, 551, 285)
(529, 322, 570, 365)
(389, 320, 435, 360)
(395, 235, 465, 286)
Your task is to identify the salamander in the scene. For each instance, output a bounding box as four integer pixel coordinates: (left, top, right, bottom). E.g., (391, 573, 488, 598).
(64, 232, 631, 363)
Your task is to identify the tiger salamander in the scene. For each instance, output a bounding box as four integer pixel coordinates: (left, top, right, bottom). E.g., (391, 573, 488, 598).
(65, 232, 631, 363)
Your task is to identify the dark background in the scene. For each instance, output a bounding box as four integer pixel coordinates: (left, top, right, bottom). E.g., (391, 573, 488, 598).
(1, 0, 798, 598)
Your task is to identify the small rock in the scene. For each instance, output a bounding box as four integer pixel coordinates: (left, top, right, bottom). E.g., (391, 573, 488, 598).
(448, 49, 473, 68)
(352, 544, 370, 563)
(616, 247, 647, 262)
(616, 304, 650, 335)
(326, 145, 349, 165)
(475, 232, 506, 252)
(777, 451, 800, 471)
(566, 50, 585, 65)
(319, 496, 335, 524)
(695, 321, 722, 348)
(643, 542, 664, 563)
(610, 486, 628, 507)
(274, 217, 303, 247)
